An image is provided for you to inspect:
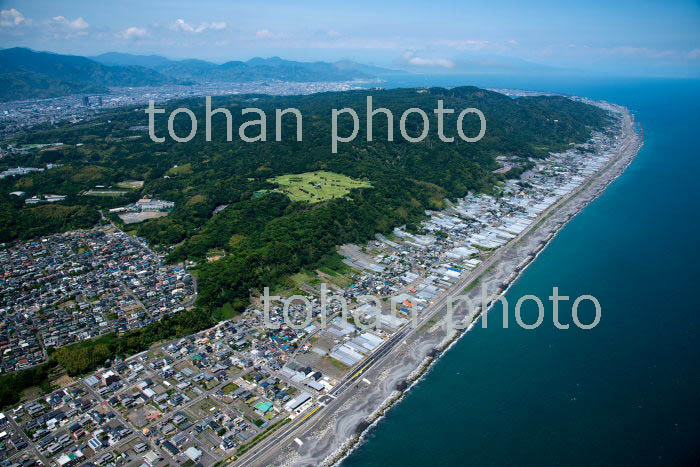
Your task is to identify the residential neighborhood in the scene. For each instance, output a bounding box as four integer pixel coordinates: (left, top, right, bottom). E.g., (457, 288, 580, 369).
(0, 228, 195, 373)
(0, 103, 628, 465)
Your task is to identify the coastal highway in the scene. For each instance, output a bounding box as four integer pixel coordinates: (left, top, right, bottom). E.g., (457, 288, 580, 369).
(334, 325, 411, 396)
(234, 110, 641, 466)
(234, 325, 412, 466)
(234, 266, 481, 467)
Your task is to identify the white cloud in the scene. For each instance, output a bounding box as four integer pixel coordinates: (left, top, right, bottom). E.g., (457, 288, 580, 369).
(208, 22, 227, 31)
(170, 19, 227, 33)
(688, 48, 700, 60)
(116, 26, 147, 40)
(51, 16, 89, 30)
(401, 50, 455, 68)
(0, 8, 26, 27)
(255, 29, 286, 39)
(438, 39, 490, 51)
(171, 19, 193, 32)
(408, 56, 455, 67)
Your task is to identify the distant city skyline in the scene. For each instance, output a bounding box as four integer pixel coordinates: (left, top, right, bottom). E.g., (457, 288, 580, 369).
(0, 0, 699, 76)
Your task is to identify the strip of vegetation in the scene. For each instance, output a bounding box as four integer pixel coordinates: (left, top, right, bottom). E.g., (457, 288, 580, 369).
(234, 416, 291, 458)
(465, 277, 481, 292)
(417, 314, 442, 334)
(0, 360, 57, 409)
(0, 306, 222, 410)
(51, 306, 217, 377)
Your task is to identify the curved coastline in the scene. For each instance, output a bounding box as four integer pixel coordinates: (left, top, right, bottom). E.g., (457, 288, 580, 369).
(250, 101, 643, 467)
(325, 110, 642, 466)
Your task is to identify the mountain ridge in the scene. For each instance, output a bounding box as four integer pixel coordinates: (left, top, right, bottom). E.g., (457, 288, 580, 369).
(91, 52, 404, 82)
(0, 47, 177, 102)
(0, 47, 401, 102)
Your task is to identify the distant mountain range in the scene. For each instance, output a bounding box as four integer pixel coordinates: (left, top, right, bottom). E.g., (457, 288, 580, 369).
(0, 48, 403, 102)
(90, 52, 403, 83)
(0, 48, 176, 102)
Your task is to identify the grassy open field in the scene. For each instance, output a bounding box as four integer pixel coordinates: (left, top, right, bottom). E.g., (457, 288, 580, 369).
(83, 190, 127, 197)
(272, 269, 318, 297)
(267, 170, 371, 203)
(316, 252, 358, 288)
(213, 302, 238, 320)
(166, 163, 193, 176)
(116, 180, 144, 189)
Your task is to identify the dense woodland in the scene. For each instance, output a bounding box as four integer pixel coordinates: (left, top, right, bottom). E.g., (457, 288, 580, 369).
(0, 87, 610, 402)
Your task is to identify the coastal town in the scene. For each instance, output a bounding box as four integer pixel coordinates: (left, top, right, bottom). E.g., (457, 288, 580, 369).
(4, 0, 696, 464)
(0, 96, 637, 466)
(0, 228, 195, 373)
(0, 81, 369, 141)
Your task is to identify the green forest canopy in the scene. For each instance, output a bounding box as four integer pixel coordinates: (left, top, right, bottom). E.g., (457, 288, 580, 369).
(0, 87, 611, 388)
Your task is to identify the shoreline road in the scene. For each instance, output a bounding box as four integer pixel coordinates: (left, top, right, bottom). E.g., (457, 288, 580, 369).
(234, 107, 642, 467)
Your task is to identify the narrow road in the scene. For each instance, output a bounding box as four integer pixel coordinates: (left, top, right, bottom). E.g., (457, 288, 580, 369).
(81, 378, 175, 465)
(7, 414, 51, 465)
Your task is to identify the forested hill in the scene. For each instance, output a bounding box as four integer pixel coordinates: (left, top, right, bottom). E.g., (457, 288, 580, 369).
(0, 47, 176, 102)
(2, 87, 611, 314)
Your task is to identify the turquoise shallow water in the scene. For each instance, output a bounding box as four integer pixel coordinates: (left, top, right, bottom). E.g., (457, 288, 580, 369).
(343, 77, 700, 466)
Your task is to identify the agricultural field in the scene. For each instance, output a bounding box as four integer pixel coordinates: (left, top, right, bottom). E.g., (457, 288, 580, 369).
(267, 170, 371, 203)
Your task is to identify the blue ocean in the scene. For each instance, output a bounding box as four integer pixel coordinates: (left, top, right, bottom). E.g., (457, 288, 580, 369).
(343, 76, 700, 466)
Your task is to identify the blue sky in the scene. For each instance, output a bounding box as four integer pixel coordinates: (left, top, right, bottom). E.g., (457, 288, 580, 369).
(1, 0, 699, 76)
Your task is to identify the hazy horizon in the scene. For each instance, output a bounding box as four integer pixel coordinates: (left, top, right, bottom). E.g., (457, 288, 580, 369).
(1, 0, 699, 77)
